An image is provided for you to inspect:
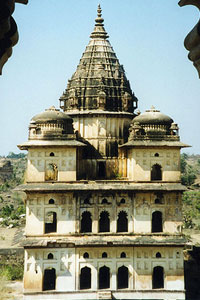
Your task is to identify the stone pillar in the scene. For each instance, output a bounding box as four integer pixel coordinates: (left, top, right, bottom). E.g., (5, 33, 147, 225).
(93, 203, 98, 233)
(111, 266, 116, 290)
(92, 265, 98, 290)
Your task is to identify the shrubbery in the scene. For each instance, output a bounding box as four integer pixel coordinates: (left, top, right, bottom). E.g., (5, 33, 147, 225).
(182, 190, 200, 229)
(0, 203, 25, 227)
(181, 153, 197, 186)
(0, 264, 23, 280)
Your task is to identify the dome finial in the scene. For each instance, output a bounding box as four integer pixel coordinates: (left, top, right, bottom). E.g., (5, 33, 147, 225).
(90, 4, 109, 39)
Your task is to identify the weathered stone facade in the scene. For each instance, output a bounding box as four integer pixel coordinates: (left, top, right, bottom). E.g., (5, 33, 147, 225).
(18, 5, 188, 300)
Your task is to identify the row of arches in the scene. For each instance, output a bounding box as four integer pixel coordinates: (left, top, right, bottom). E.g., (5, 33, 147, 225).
(44, 196, 164, 206)
(81, 211, 128, 233)
(44, 210, 163, 234)
(44, 162, 162, 181)
(81, 210, 163, 233)
(80, 265, 129, 290)
(83, 251, 127, 259)
(44, 251, 162, 261)
(42, 266, 164, 291)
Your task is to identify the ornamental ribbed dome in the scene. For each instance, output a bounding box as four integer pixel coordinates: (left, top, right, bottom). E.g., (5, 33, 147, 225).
(31, 106, 71, 123)
(60, 5, 138, 113)
(29, 106, 75, 140)
(128, 106, 179, 140)
(133, 106, 173, 125)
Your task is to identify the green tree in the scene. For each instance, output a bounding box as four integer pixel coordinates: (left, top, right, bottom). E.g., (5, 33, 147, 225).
(180, 154, 197, 186)
(7, 152, 26, 159)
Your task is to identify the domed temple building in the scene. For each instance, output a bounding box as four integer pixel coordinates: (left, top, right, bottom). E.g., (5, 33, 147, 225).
(18, 5, 189, 300)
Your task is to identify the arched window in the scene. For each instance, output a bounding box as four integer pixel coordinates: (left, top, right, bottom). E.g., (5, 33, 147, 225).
(45, 212, 57, 233)
(154, 192, 163, 204)
(81, 211, 92, 233)
(47, 253, 54, 259)
(120, 252, 126, 258)
(84, 198, 90, 205)
(101, 198, 108, 204)
(155, 198, 161, 204)
(83, 252, 89, 259)
(102, 252, 107, 258)
(154, 153, 159, 157)
(43, 268, 56, 291)
(36, 128, 41, 135)
(117, 211, 128, 232)
(99, 266, 110, 289)
(152, 266, 164, 289)
(50, 152, 55, 157)
(80, 267, 91, 289)
(49, 199, 55, 205)
(152, 211, 163, 233)
(156, 252, 162, 258)
(99, 211, 110, 232)
(151, 164, 162, 181)
(120, 198, 125, 204)
(117, 266, 128, 289)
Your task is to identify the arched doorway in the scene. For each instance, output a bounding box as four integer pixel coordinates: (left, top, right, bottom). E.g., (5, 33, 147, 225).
(80, 267, 91, 289)
(152, 211, 163, 233)
(117, 211, 128, 232)
(45, 212, 57, 233)
(152, 266, 164, 289)
(81, 211, 92, 233)
(151, 164, 162, 181)
(43, 268, 56, 291)
(99, 211, 110, 232)
(117, 266, 129, 289)
(99, 266, 110, 289)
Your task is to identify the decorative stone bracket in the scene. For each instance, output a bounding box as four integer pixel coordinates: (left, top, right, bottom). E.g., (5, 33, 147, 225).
(179, 0, 200, 77)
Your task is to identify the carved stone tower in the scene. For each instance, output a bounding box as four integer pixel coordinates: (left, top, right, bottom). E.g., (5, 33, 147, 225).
(60, 5, 138, 179)
(18, 5, 188, 300)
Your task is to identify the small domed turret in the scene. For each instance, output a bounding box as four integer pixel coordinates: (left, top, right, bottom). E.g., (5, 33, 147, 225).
(29, 106, 75, 140)
(128, 106, 179, 140)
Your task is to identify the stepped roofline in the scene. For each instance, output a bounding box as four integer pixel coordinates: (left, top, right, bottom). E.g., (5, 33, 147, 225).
(60, 5, 138, 113)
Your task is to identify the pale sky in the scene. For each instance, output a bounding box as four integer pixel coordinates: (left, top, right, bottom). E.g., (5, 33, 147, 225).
(1, 0, 200, 156)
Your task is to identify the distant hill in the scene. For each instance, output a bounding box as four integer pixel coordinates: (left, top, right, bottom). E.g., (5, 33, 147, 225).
(0, 155, 27, 228)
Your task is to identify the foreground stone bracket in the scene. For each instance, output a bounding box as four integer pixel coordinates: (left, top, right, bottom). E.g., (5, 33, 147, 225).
(179, 0, 200, 77)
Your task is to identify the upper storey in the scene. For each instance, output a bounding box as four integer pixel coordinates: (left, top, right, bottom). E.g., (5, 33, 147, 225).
(18, 107, 85, 182)
(60, 5, 138, 113)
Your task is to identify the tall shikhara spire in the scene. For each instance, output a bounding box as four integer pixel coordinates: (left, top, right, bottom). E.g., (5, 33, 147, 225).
(60, 5, 138, 113)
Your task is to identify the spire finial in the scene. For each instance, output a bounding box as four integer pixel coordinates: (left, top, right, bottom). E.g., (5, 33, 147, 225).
(90, 5, 109, 39)
(97, 4, 102, 17)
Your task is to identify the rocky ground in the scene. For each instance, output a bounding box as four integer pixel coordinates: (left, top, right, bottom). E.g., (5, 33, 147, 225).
(0, 281, 23, 300)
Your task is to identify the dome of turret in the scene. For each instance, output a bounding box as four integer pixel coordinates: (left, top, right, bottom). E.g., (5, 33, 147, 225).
(133, 106, 173, 125)
(29, 106, 75, 140)
(31, 106, 71, 123)
(128, 106, 179, 140)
